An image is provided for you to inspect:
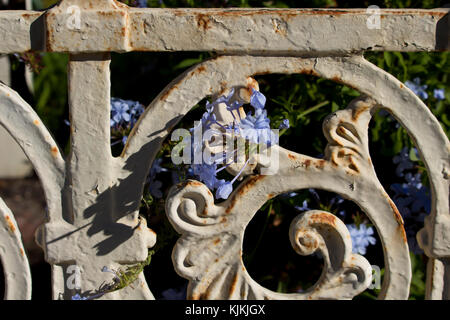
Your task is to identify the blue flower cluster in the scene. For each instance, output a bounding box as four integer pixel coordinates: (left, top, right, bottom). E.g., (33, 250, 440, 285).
(405, 77, 445, 101)
(111, 98, 144, 128)
(110, 98, 145, 146)
(190, 88, 289, 200)
(390, 147, 430, 254)
(347, 223, 376, 255)
(392, 147, 414, 177)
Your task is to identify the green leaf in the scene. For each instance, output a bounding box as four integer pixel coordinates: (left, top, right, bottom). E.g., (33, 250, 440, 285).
(331, 101, 339, 112)
(297, 101, 330, 120)
(393, 52, 408, 80)
(409, 148, 419, 162)
(408, 65, 427, 74)
(173, 57, 204, 70)
(384, 52, 392, 68)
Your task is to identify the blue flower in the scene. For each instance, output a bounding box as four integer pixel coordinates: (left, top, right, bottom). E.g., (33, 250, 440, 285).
(250, 88, 266, 109)
(405, 78, 428, 100)
(216, 181, 233, 200)
(146, 158, 168, 199)
(129, 104, 145, 125)
(111, 98, 145, 128)
(404, 172, 422, 190)
(238, 109, 275, 144)
(391, 195, 413, 218)
(393, 147, 414, 177)
(111, 98, 131, 126)
(192, 163, 219, 190)
(279, 119, 290, 129)
(188, 87, 279, 200)
(206, 88, 236, 113)
(199, 110, 217, 130)
(347, 223, 376, 255)
(391, 171, 430, 218)
(71, 293, 87, 300)
(433, 88, 445, 101)
(295, 200, 310, 212)
(329, 195, 344, 207)
(150, 158, 168, 176)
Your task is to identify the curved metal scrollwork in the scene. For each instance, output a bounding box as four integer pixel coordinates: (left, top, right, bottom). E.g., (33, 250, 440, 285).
(0, 82, 66, 300)
(160, 55, 449, 300)
(0, 197, 31, 299)
(166, 180, 373, 299)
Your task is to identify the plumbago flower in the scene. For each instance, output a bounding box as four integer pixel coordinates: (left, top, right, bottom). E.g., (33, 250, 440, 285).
(347, 223, 376, 255)
(64, 98, 144, 146)
(188, 85, 289, 200)
(433, 88, 445, 101)
(405, 77, 428, 100)
(110, 98, 145, 146)
(393, 147, 414, 177)
(146, 158, 167, 199)
(295, 200, 310, 212)
(390, 147, 431, 254)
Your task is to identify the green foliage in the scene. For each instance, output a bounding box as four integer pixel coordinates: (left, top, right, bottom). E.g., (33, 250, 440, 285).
(33, 53, 69, 148)
(107, 249, 156, 292)
(409, 253, 426, 300)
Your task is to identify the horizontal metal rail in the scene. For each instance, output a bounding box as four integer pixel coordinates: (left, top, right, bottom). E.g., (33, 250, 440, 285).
(0, 7, 448, 54)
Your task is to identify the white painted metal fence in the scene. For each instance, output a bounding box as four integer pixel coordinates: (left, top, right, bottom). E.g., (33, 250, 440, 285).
(0, 0, 449, 300)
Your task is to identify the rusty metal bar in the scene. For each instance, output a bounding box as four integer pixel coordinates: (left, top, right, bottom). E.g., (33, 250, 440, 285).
(0, 7, 448, 54)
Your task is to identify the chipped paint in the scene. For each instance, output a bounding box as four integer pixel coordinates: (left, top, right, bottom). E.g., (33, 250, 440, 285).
(0, 198, 32, 299)
(387, 197, 404, 226)
(196, 14, 212, 31)
(4, 215, 16, 233)
(2, 6, 448, 54)
(351, 105, 370, 121)
(310, 212, 336, 227)
(51, 146, 59, 158)
(229, 272, 239, 297)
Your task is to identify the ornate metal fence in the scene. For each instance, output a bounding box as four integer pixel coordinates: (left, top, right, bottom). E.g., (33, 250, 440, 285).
(0, 0, 448, 300)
